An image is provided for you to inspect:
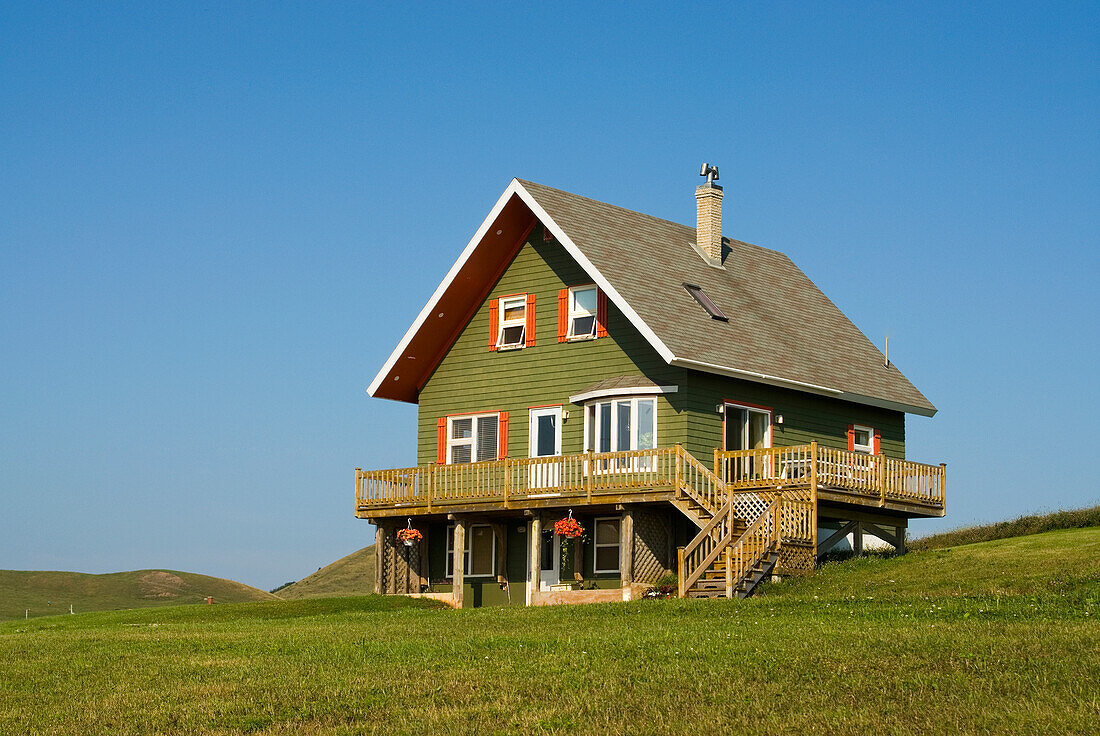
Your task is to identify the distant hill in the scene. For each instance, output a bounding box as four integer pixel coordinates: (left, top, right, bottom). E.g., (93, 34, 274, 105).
(0, 569, 277, 621)
(277, 544, 376, 599)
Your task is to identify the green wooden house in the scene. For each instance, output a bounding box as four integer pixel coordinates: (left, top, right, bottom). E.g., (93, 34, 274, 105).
(359, 169, 945, 607)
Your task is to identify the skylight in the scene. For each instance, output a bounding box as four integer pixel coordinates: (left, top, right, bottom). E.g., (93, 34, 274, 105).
(683, 283, 728, 322)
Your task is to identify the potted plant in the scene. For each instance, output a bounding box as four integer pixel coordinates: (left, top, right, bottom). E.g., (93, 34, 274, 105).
(397, 519, 422, 547)
(553, 510, 584, 538)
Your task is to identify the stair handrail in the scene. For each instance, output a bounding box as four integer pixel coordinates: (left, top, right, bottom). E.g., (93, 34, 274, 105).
(675, 445, 727, 517)
(728, 494, 781, 593)
(678, 502, 734, 595)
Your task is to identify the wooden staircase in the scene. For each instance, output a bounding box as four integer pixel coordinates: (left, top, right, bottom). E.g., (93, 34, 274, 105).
(672, 446, 783, 600)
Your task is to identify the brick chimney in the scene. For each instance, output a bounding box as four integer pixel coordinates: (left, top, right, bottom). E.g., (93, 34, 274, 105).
(695, 163, 723, 263)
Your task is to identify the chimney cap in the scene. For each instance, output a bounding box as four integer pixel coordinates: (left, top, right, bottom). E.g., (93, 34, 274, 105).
(699, 163, 720, 185)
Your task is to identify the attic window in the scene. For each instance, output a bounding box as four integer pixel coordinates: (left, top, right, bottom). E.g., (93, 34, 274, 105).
(683, 283, 728, 321)
(498, 296, 527, 348)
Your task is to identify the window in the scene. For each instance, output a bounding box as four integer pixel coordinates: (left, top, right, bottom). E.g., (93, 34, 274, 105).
(852, 425, 874, 455)
(724, 402, 771, 452)
(446, 524, 497, 577)
(683, 283, 728, 321)
(593, 517, 621, 574)
(567, 286, 597, 339)
(585, 397, 656, 453)
(584, 396, 656, 471)
(497, 296, 527, 348)
(721, 401, 773, 481)
(447, 414, 499, 464)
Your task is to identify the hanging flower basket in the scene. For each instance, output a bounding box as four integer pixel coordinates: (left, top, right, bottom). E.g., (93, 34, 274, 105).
(554, 513, 584, 538)
(397, 527, 422, 546)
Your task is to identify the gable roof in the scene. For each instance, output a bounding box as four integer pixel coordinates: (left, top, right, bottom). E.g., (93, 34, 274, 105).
(368, 179, 936, 416)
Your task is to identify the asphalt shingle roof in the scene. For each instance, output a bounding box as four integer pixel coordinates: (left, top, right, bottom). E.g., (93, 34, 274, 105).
(519, 179, 935, 415)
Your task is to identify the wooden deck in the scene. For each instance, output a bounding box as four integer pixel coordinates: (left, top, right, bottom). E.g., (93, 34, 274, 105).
(355, 444, 945, 519)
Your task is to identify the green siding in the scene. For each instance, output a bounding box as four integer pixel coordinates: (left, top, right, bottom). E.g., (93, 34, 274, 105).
(418, 224, 685, 465)
(683, 372, 906, 462)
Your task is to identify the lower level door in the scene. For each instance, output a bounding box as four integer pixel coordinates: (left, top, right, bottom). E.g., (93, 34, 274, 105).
(539, 529, 560, 590)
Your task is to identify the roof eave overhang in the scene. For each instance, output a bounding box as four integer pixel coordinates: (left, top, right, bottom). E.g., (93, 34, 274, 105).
(367, 180, 532, 402)
(669, 357, 937, 417)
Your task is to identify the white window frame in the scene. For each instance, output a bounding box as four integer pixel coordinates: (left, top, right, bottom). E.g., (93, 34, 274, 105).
(852, 424, 875, 455)
(446, 523, 497, 578)
(567, 285, 598, 340)
(497, 295, 527, 349)
(593, 516, 622, 574)
(583, 396, 658, 454)
(446, 412, 500, 464)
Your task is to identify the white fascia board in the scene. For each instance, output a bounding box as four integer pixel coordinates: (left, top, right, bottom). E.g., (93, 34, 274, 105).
(670, 357, 843, 397)
(512, 183, 678, 365)
(836, 392, 938, 418)
(568, 385, 678, 405)
(366, 180, 527, 398)
(671, 357, 936, 417)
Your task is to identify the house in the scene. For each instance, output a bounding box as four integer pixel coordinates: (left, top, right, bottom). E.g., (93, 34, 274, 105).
(359, 168, 945, 607)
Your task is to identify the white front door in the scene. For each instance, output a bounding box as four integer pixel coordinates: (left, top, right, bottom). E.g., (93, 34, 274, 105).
(528, 406, 562, 489)
(539, 528, 561, 590)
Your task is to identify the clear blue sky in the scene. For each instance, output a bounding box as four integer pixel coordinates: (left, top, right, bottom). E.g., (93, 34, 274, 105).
(1, 3, 1096, 591)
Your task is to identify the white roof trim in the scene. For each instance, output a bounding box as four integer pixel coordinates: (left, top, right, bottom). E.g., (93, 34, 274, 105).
(367, 180, 525, 397)
(568, 385, 678, 405)
(671, 357, 936, 416)
(669, 357, 842, 396)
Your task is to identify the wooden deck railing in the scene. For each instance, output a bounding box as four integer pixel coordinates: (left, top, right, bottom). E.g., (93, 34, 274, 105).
(715, 444, 945, 510)
(356, 443, 944, 515)
(357, 447, 682, 511)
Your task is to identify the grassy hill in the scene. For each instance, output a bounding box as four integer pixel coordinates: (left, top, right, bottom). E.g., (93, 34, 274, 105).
(910, 504, 1100, 551)
(0, 568, 277, 621)
(276, 543, 375, 599)
(1, 527, 1097, 734)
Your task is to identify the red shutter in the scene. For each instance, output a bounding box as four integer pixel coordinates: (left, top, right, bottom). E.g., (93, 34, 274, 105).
(873, 429, 881, 455)
(596, 289, 608, 338)
(557, 289, 569, 342)
(436, 418, 447, 464)
(846, 424, 855, 452)
(498, 412, 509, 458)
(525, 294, 536, 347)
(488, 300, 499, 351)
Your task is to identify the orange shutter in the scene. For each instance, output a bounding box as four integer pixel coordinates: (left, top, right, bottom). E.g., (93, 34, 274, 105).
(498, 412, 509, 458)
(525, 294, 536, 347)
(488, 300, 499, 351)
(557, 289, 569, 342)
(596, 289, 608, 338)
(873, 429, 881, 455)
(436, 418, 447, 464)
(846, 424, 855, 452)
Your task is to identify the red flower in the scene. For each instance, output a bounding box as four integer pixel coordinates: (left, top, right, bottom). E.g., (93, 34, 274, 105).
(554, 517, 584, 538)
(397, 528, 423, 543)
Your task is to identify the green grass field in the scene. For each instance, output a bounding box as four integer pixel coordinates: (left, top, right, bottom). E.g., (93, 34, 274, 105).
(1, 528, 1097, 735)
(277, 544, 376, 599)
(0, 569, 277, 621)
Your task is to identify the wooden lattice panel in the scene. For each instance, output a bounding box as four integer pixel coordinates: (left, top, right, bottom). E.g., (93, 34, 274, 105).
(777, 542, 815, 576)
(379, 523, 422, 594)
(632, 507, 672, 583)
